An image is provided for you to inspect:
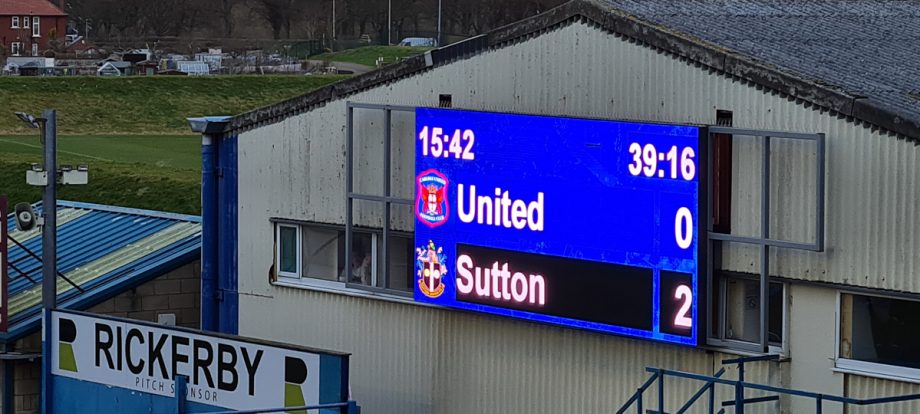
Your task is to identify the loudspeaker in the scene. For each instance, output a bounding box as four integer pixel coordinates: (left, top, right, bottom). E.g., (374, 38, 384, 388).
(14, 202, 36, 232)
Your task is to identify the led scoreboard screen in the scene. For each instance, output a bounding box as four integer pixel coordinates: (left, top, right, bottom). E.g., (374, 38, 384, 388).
(413, 108, 704, 345)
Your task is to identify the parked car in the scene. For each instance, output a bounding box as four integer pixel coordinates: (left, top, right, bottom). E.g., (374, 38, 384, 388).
(398, 37, 438, 47)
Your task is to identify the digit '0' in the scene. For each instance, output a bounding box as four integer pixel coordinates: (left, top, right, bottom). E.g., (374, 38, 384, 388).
(674, 207, 693, 249)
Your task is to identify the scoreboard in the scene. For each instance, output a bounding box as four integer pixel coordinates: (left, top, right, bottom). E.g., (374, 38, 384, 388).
(413, 108, 705, 345)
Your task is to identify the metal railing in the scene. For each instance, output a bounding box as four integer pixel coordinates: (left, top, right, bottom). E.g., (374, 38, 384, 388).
(617, 355, 920, 414)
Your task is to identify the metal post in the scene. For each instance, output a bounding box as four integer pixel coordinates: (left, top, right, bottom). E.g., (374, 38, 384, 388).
(40, 109, 57, 414)
(736, 361, 745, 414)
(658, 371, 665, 414)
(332, 0, 336, 50)
(760, 136, 771, 352)
(816, 394, 823, 414)
(636, 389, 643, 414)
(42, 109, 56, 310)
(815, 133, 825, 251)
(382, 110, 391, 288)
(388, 0, 392, 45)
(345, 106, 354, 284)
(175, 374, 188, 413)
(708, 383, 715, 414)
(4, 360, 14, 414)
(437, 0, 442, 46)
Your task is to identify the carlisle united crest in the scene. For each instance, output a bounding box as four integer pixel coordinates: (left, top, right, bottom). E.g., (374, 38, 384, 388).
(417, 240, 447, 298)
(416, 169, 449, 228)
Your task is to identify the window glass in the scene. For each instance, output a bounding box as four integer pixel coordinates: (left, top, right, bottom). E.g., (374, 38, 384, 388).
(717, 274, 783, 345)
(278, 226, 298, 275)
(840, 294, 920, 369)
(376, 234, 413, 291)
(341, 231, 372, 286)
(12, 16, 19, 28)
(23, 16, 29, 28)
(32, 17, 39, 36)
(301, 227, 339, 281)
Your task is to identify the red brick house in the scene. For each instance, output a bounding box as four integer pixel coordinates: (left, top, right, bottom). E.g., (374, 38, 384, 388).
(0, 0, 67, 57)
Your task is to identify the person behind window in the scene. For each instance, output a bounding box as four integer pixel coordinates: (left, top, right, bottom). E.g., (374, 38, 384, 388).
(339, 236, 371, 285)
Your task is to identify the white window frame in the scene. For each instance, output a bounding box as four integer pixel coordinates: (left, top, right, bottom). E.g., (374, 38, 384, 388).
(834, 291, 920, 383)
(11, 16, 19, 28)
(11, 42, 22, 56)
(272, 220, 414, 297)
(275, 223, 301, 279)
(31, 42, 38, 57)
(32, 16, 40, 37)
(22, 16, 29, 29)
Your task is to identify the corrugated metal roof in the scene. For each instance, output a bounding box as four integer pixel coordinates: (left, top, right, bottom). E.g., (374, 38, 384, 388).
(3, 200, 201, 342)
(606, 0, 920, 139)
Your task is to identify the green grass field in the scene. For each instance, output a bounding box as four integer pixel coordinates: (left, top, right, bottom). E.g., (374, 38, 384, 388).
(0, 153, 200, 215)
(0, 75, 348, 214)
(0, 75, 347, 135)
(311, 46, 433, 67)
(0, 135, 201, 169)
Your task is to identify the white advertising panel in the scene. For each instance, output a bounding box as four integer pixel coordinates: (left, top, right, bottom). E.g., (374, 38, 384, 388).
(51, 311, 322, 410)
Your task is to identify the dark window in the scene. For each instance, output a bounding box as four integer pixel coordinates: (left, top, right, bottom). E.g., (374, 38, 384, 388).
(278, 225, 298, 275)
(840, 294, 920, 369)
(712, 110, 733, 233)
(439, 94, 452, 108)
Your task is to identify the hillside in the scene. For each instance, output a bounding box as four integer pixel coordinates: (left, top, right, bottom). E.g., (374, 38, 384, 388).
(0, 75, 347, 214)
(0, 75, 347, 135)
(311, 46, 432, 67)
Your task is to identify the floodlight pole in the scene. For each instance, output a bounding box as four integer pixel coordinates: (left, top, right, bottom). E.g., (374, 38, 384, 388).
(332, 0, 336, 51)
(40, 109, 56, 414)
(437, 0, 442, 46)
(388, 0, 392, 45)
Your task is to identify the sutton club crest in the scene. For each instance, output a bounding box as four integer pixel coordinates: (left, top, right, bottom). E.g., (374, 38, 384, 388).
(417, 240, 447, 298)
(415, 169, 449, 228)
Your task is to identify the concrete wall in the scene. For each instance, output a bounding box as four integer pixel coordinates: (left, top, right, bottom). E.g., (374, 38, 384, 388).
(2, 260, 200, 414)
(233, 20, 920, 414)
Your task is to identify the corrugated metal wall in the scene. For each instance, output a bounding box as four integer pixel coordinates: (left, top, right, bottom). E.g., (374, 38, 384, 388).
(847, 376, 920, 414)
(234, 21, 919, 413)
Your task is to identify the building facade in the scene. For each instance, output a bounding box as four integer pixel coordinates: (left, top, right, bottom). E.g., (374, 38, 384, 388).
(193, 1, 920, 413)
(0, 0, 66, 57)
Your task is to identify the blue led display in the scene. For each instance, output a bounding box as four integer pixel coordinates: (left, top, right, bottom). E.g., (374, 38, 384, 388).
(413, 108, 703, 345)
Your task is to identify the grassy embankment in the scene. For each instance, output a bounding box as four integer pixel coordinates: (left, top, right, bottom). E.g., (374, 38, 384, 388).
(0, 76, 346, 214)
(311, 45, 433, 67)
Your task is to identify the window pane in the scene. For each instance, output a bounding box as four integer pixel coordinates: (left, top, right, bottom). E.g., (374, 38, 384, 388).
(842, 294, 920, 369)
(385, 235, 413, 291)
(342, 231, 373, 286)
(302, 227, 339, 281)
(722, 276, 783, 345)
(279, 226, 298, 275)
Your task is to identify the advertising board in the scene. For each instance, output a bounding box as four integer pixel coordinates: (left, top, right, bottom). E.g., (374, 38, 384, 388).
(50, 310, 349, 412)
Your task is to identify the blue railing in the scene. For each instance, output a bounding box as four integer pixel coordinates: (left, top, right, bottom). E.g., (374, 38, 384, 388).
(617, 355, 920, 414)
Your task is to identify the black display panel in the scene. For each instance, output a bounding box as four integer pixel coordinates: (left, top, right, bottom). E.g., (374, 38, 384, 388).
(455, 244, 653, 330)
